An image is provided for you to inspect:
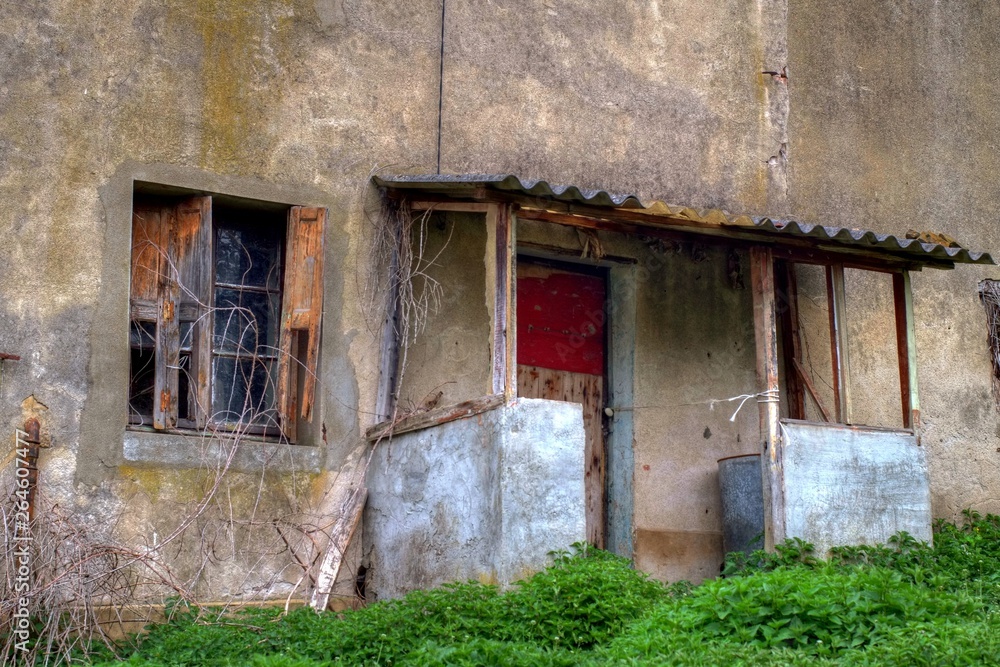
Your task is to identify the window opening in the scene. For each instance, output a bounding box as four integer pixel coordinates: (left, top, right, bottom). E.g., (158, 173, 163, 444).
(776, 260, 912, 429)
(128, 190, 325, 441)
(211, 208, 284, 427)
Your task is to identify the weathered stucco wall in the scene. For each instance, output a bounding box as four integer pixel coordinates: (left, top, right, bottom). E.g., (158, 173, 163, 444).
(0, 0, 443, 601)
(442, 0, 790, 213)
(3, 0, 997, 602)
(782, 421, 932, 553)
(396, 211, 492, 409)
(364, 399, 585, 600)
(788, 0, 1000, 519)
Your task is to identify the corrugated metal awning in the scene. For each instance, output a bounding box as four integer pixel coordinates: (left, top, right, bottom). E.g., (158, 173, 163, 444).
(374, 173, 995, 268)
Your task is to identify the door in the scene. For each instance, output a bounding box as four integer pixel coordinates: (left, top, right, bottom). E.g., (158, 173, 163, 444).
(516, 259, 607, 547)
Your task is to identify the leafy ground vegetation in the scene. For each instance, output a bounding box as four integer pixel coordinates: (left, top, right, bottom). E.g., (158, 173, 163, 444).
(40, 511, 1000, 665)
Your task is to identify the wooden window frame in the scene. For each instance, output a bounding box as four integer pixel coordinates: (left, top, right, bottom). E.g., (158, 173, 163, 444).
(128, 191, 326, 442)
(772, 258, 919, 430)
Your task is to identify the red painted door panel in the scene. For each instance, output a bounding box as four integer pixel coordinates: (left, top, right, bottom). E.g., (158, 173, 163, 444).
(517, 265, 605, 375)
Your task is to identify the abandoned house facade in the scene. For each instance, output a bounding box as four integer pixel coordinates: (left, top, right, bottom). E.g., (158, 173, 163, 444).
(2, 0, 1000, 609)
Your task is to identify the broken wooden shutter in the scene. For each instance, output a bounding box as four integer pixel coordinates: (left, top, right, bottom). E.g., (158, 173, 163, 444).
(174, 197, 213, 428)
(130, 203, 168, 425)
(130, 203, 168, 312)
(277, 207, 326, 438)
(130, 197, 212, 430)
(154, 204, 181, 430)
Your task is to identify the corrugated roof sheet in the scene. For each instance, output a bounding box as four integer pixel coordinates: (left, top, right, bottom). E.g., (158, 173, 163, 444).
(374, 173, 995, 266)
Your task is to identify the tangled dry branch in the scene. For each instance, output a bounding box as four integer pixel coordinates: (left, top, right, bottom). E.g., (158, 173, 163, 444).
(980, 279, 1000, 408)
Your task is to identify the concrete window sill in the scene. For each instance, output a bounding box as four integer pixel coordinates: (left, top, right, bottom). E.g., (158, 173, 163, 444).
(123, 429, 323, 473)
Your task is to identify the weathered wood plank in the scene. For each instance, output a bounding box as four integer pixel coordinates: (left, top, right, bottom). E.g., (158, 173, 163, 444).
(775, 262, 805, 419)
(489, 204, 515, 398)
(375, 219, 402, 423)
(750, 246, 784, 549)
(505, 208, 517, 402)
(792, 358, 833, 423)
(175, 196, 212, 428)
(366, 393, 505, 441)
(154, 207, 180, 430)
(278, 207, 327, 433)
(410, 201, 492, 212)
(605, 264, 636, 558)
(512, 206, 949, 272)
(893, 271, 921, 430)
(130, 204, 167, 304)
(309, 485, 367, 611)
(826, 264, 852, 423)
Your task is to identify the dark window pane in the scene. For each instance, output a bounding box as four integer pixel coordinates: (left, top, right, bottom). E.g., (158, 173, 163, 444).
(179, 321, 193, 352)
(211, 356, 277, 425)
(213, 288, 280, 355)
(129, 347, 156, 422)
(215, 224, 282, 289)
(178, 352, 191, 421)
(130, 320, 156, 350)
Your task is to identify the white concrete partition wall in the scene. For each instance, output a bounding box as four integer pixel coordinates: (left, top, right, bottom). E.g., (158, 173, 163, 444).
(364, 398, 586, 600)
(781, 420, 932, 555)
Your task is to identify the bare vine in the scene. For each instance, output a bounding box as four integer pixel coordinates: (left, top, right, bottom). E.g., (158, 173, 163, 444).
(364, 194, 452, 412)
(980, 279, 1000, 408)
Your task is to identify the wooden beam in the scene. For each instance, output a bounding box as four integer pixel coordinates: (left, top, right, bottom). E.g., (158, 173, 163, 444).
(410, 201, 492, 213)
(750, 246, 784, 549)
(826, 264, 852, 423)
(366, 393, 505, 441)
(375, 215, 403, 422)
(505, 208, 517, 401)
(775, 262, 805, 420)
(309, 485, 367, 612)
(792, 358, 833, 423)
(893, 271, 921, 430)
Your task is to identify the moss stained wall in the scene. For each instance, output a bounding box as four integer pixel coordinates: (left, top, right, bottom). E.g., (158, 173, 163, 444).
(0, 0, 443, 600)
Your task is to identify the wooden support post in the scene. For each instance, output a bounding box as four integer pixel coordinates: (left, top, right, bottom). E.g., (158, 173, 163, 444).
(826, 264, 852, 424)
(375, 213, 403, 422)
(893, 271, 921, 430)
(750, 247, 784, 549)
(488, 204, 516, 400)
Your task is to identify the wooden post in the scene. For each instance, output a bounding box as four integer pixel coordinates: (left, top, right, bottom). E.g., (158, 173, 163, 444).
(750, 247, 784, 549)
(489, 204, 516, 400)
(826, 264, 852, 424)
(375, 212, 403, 422)
(893, 271, 921, 430)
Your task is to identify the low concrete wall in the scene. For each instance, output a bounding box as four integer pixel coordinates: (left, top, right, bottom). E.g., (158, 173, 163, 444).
(364, 398, 586, 600)
(782, 420, 932, 554)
